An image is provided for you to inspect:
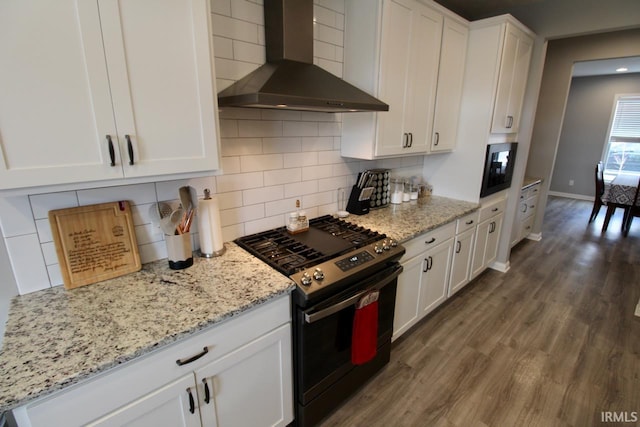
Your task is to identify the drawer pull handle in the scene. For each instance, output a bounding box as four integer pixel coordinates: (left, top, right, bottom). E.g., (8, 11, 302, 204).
(203, 378, 211, 404)
(423, 256, 433, 272)
(176, 346, 209, 366)
(106, 135, 115, 167)
(492, 207, 499, 212)
(125, 135, 134, 165)
(465, 220, 474, 225)
(425, 237, 436, 244)
(456, 240, 462, 254)
(187, 388, 195, 414)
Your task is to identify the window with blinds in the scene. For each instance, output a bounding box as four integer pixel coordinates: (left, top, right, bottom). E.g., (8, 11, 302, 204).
(603, 95, 640, 176)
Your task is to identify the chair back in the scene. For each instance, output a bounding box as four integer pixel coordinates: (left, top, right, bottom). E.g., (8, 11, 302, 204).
(633, 176, 640, 207)
(595, 162, 605, 197)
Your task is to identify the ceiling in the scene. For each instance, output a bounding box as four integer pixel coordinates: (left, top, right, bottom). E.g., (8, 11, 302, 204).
(433, 0, 640, 77)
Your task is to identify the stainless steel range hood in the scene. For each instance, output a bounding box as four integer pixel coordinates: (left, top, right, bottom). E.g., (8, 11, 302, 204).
(217, 0, 389, 113)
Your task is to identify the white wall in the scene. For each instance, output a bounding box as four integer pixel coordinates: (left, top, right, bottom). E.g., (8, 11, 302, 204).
(0, 0, 423, 300)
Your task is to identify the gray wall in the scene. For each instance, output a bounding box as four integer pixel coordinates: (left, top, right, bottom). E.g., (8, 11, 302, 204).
(550, 73, 640, 197)
(526, 28, 640, 235)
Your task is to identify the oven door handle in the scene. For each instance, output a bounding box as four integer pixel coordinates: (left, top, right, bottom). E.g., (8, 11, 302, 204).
(304, 266, 403, 324)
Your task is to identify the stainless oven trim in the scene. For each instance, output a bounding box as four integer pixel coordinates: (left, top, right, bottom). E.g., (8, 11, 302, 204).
(303, 265, 403, 324)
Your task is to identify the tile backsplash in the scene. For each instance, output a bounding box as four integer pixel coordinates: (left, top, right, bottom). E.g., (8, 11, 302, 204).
(0, 0, 424, 295)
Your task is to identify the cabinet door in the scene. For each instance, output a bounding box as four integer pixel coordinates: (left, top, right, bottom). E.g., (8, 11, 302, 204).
(197, 324, 293, 427)
(491, 24, 532, 134)
(484, 213, 503, 267)
(471, 219, 490, 279)
(448, 228, 475, 297)
(419, 239, 453, 316)
(0, 0, 124, 190)
(87, 374, 201, 427)
(99, 0, 220, 177)
(430, 17, 468, 152)
(392, 253, 425, 340)
(376, 0, 441, 157)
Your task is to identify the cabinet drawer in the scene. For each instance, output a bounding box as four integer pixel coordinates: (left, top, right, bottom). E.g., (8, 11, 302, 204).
(455, 211, 479, 234)
(403, 221, 456, 261)
(478, 198, 507, 222)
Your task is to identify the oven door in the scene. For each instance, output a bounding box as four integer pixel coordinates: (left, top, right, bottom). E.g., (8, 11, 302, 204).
(294, 262, 402, 406)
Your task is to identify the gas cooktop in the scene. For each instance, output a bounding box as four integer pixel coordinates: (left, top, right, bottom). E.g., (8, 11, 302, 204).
(235, 215, 385, 277)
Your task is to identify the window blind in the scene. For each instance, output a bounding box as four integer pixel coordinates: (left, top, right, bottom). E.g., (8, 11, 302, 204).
(611, 96, 640, 142)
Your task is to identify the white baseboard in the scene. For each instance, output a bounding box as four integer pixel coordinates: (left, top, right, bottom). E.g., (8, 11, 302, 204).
(547, 191, 593, 201)
(489, 260, 510, 273)
(527, 232, 542, 242)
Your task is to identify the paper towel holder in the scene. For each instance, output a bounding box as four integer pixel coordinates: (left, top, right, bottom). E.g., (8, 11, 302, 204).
(197, 189, 227, 258)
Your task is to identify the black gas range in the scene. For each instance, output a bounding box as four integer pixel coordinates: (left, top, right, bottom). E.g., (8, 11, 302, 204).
(235, 215, 404, 303)
(236, 215, 405, 426)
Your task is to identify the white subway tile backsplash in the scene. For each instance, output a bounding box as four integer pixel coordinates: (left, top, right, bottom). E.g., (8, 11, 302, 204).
(315, 23, 344, 46)
(316, 58, 343, 77)
(221, 223, 244, 243)
(219, 108, 262, 120)
(42, 242, 58, 266)
(211, 0, 231, 16)
(214, 57, 260, 82)
(265, 197, 298, 216)
(216, 172, 264, 192)
(263, 137, 302, 153)
(261, 109, 302, 121)
(212, 13, 260, 43)
(318, 176, 347, 192)
(77, 183, 156, 206)
(5, 234, 50, 294)
(46, 264, 63, 287)
(35, 219, 52, 244)
(232, 40, 265, 63)
(138, 241, 167, 265)
(220, 137, 262, 156)
(240, 154, 283, 172)
(213, 36, 233, 59)
(0, 195, 36, 237)
(302, 136, 334, 151)
(316, 0, 345, 14)
(285, 180, 320, 198)
(264, 168, 302, 186)
(244, 215, 284, 235)
(135, 223, 163, 246)
(302, 165, 334, 181)
(243, 185, 284, 205)
(30, 191, 78, 220)
(220, 204, 265, 227)
(314, 40, 338, 62)
(238, 120, 283, 137)
(231, 0, 264, 25)
(221, 156, 241, 174)
(318, 150, 343, 165)
(303, 191, 334, 207)
(284, 152, 318, 168)
(283, 121, 319, 137)
(217, 191, 244, 210)
(319, 121, 342, 137)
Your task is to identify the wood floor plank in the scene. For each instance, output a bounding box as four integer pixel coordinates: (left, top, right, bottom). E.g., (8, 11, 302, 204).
(319, 197, 640, 427)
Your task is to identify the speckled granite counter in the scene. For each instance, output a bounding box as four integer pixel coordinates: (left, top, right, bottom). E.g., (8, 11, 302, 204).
(0, 195, 478, 414)
(522, 176, 542, 189)
(0, 242, 294, 413)
(345, 195, 479, 243)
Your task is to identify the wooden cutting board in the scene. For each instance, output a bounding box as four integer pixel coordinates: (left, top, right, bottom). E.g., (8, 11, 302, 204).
(49, 201, 142, 289)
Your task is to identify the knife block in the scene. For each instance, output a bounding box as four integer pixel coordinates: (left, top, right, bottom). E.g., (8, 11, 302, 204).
(346, 185, 370, 215)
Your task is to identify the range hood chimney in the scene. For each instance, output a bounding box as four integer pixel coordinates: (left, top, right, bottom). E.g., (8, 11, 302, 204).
(217, 0, 389, 113)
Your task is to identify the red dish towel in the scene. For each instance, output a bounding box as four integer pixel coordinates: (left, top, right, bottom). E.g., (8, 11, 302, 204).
(351, 290, 380, 365)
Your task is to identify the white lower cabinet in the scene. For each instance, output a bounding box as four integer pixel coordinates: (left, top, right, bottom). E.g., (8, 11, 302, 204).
(471, 198, 506, 279)
(448, 211, 478, 297)
(393, 222, 455, 340)
(512, 182, 540, 246)
(12, 296, 293, 427)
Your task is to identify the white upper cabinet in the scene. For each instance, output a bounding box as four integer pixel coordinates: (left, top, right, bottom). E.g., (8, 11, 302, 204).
(430, 17, 468, 152)
(0, 0, 220, 191)
(341, 0, 468, 160)
(490, 22, 533, 134)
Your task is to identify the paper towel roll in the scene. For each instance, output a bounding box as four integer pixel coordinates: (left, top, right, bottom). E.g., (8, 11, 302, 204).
(197, 194, 224, 255)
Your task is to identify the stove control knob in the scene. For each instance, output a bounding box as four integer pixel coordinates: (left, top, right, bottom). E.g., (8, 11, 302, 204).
(374, 244, 383, 254)
(382, 240, 391, 251)
(300, 272, 313, 287)
(389, 239, 398, 248)
(313, 268, 325, 281)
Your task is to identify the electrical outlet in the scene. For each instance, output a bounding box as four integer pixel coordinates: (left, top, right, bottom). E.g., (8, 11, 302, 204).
(569, 179, 574, 186)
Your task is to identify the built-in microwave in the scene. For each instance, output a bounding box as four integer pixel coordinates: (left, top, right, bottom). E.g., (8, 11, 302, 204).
(480, 142, 518, 198)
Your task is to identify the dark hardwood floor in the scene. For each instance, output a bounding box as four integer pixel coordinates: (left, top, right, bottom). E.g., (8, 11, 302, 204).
(320, 196, 640, 427)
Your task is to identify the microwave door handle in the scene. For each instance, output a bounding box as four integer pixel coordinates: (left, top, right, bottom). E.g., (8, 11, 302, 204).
(304, 266, 403, 324)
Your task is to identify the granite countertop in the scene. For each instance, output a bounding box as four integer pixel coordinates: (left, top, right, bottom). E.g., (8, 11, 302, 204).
(0, 243, 294, 413)
(345, 195, 479, 243)
(522, 176, 543, 190)
(0, 195, 478, 414)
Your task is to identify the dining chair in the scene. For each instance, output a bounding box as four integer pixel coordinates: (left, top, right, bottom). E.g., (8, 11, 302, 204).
(622, 176, 640, 237)
(589, 162, 606, 223)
